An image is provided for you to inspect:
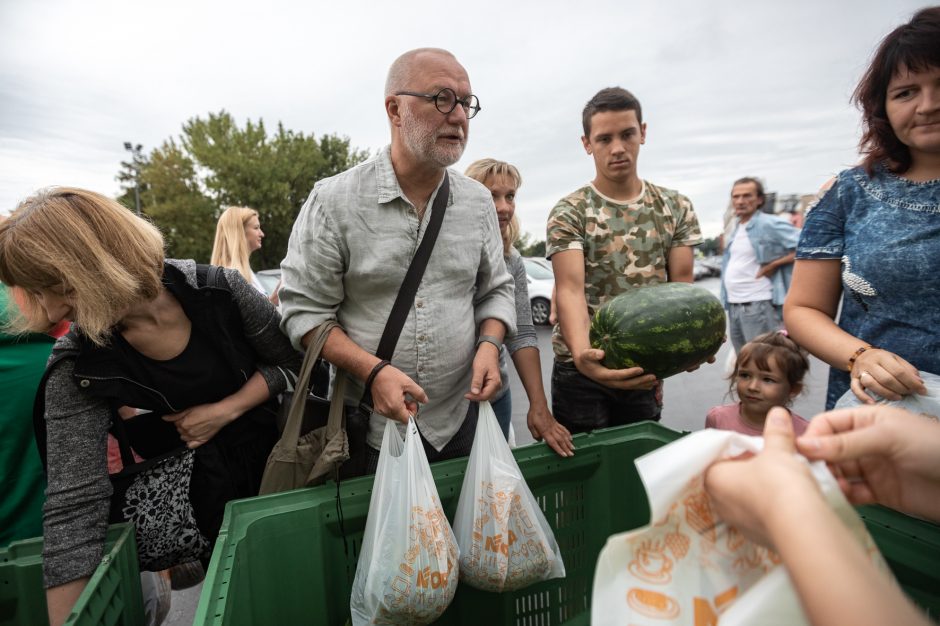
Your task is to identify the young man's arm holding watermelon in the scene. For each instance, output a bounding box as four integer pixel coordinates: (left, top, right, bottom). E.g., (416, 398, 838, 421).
(552, 250, 658, 390)
(666, 245, 695, 283)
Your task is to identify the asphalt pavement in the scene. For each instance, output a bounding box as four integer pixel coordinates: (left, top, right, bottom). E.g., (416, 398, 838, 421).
(166, 277, 831, 625)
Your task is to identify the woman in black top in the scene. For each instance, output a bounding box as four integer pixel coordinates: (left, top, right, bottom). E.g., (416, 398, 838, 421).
(0, 187, 301, 626)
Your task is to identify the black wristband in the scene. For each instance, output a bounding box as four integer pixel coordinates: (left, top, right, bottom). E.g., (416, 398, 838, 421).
(364, 359, 391, 393)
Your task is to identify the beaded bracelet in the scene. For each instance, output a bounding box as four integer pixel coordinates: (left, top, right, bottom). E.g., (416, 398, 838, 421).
(847, 345, 875, 373)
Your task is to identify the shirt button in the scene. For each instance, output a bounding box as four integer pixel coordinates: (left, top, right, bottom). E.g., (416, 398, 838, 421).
(418, 335, 426, 342)
(79, 379, 91, 388)
(416, 301, 423, 308)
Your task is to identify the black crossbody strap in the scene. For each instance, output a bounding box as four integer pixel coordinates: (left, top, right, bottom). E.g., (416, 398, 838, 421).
(375, 172, 450, 361)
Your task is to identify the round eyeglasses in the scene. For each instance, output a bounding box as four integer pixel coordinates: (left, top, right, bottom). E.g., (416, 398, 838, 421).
(395, 88, 482, 119)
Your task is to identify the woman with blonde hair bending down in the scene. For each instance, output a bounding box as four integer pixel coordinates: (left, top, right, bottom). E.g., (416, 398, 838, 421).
(0, 188, 300, 625)
(211, 206, 267, 296)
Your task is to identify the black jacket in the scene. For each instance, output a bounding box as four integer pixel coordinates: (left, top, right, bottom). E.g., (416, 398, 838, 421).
(35, 260, 301, 587)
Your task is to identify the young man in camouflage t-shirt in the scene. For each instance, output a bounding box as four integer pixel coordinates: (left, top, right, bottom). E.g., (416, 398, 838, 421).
(547, 87, 703, 433)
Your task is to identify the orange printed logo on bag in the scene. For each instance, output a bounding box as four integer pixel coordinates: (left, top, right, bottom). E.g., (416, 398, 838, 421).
(626, 588, 680, 619)
(453, 404, 565, 595)
(484, 530, 517, 555)
(415, 558, 454, 590)
(628, 539, 674, 584)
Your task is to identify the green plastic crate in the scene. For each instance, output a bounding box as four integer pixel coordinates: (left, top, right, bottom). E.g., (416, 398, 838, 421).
(858, 505, 940, 620)
(195, 423, 940, 625)
(0, 523, 144, 626)
(195, 422, 680, 626)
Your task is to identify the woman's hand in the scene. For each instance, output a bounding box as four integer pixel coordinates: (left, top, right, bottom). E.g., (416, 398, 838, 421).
(708, 408, 934, 626)
(162, 371, 271, 447)
(704, 407, 821, 549)
(163, 403, 236, 448)
(527, 403, 574, 457)
(797, 405, 940, 523)
(849, 348, 926, 403)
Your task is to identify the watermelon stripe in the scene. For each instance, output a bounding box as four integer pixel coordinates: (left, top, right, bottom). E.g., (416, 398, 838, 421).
(589, 283, 726, 379)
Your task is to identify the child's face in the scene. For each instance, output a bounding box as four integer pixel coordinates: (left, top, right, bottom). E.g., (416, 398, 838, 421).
(735, 356, 796, 417)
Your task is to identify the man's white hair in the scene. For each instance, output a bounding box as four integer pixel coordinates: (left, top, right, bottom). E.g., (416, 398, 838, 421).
(384, 48, 456, 97)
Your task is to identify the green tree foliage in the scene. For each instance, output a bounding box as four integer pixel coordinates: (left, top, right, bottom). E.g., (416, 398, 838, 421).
(118, 111, 368, 268)
(140, 140, 218, 262)
(514, 231, 546, 258)
(116, 144, 147, 214)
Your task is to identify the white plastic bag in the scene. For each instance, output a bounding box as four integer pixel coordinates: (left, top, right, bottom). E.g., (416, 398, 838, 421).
(350, 419, 459, 625)
(452, 401, 565, 592)
(835, 369, 940, 418)
(592, 429, 889, 625)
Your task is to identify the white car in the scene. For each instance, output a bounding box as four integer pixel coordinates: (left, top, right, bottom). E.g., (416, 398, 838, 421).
(522, 258, 554, 325)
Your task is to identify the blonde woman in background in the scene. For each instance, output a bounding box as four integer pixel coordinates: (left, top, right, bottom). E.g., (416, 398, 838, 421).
(211, 206, 271, 300)
(465, 159, 574, 457)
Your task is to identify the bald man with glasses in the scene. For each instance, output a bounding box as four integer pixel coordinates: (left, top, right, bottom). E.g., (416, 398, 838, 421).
(280, 48, 515, 476)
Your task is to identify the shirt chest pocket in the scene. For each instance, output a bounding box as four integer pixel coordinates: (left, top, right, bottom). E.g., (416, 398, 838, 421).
(427, 228, 480, 291)
(751, 233, 788, 264)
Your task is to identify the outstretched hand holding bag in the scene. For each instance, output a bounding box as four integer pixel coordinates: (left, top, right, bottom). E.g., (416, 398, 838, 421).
(453, 401, 565, 592)
(350, 419, 459, 625)
(260, 320, 349, 494)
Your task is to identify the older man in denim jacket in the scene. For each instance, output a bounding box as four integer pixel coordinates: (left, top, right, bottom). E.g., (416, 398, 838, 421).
(720, 177, 800, 353)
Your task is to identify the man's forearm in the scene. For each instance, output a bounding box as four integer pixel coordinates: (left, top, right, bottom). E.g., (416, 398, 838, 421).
(478, 318, 507, 343)
(307, 325, 381, 383)
(556, 289, 591, 361)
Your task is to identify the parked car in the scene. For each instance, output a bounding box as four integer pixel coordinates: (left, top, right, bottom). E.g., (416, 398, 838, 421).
(525, 256, 552, 271)
(693, 256, 722, 280)
(522, 258, 554, 325)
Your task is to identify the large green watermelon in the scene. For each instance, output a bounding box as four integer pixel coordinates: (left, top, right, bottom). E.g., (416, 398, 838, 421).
(589, 283, 726, 380)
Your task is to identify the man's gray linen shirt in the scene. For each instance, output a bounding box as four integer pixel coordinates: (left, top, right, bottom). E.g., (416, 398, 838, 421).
(279, 146, 516, 450)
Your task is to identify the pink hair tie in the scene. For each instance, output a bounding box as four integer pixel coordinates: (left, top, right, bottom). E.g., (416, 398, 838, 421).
(777, 329, 789, 337)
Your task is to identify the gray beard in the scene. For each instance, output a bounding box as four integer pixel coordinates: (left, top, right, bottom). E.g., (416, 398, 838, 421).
(401, 118, 465, 168)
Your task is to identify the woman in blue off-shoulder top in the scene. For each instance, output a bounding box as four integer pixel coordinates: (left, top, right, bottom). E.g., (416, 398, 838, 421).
(784, 7, 940, 410)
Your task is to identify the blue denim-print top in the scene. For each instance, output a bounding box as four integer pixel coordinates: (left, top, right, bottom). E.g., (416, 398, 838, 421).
(797, 165, 940, 409)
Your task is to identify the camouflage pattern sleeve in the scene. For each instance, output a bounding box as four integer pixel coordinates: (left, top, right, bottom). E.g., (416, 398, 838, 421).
(546, 193, 586, 258)
(671, 192, 703, 247)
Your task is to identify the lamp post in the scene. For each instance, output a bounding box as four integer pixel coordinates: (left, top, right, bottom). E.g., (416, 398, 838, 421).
(123, 142, 142, 215)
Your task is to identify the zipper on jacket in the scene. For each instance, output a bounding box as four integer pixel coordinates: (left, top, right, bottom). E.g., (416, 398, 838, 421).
(74, 373, 182, 413)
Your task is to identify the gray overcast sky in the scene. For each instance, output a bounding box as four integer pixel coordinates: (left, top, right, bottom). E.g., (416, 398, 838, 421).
(0, 0, 928, 242)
